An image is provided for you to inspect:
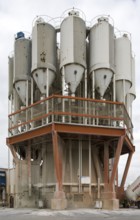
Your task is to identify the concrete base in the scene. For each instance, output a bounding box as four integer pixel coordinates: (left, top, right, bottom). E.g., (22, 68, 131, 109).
(102, 199, 119, 210)
(94, 200, 102, 209)
(51, 191, 67, 210)
(51, 198, 67, 210)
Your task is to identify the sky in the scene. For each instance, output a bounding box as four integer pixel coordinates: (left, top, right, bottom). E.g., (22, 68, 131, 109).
(0, 0, 140, 186)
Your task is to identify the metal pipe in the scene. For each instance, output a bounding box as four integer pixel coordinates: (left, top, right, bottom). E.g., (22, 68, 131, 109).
(62, 66, 65, 123)
(85, 69, 87, 98)
(104, 142, 109, 184)
(92, 71, 95, 99)
(69, 140, 72, 185)
(89, 137, 91, 196)
(113, 73, 116, 102)
(78, 139, 82, 193)
(92, 71, 97, 125)
(27, 141, 31, 197)
(97, 177, 101, 199)
(31, 78, 34, 129)
(84, 70, 88, 125)
(46, 68, 49, 124)
(25, 80, 29, 131)
(123, 79, 125, 104)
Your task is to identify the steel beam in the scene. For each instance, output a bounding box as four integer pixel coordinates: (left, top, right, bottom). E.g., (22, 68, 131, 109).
(120, 152, 133, 188)
(104, 142, 109, 184)
(52, 127, 63, 191)
(110, 135, 125, 185)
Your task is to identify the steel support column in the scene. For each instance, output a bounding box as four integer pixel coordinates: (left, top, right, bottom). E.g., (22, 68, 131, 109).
(104, 142, 109, 184)
(52, 128, 63, 191)
(110, 135, 125, 186)
(120, 151, 133, 189)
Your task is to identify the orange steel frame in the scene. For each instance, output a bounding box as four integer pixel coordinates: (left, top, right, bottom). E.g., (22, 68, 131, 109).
(6, 95, 135, 200)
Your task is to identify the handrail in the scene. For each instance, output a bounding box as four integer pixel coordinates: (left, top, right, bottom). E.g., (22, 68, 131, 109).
(8, 95, 133, 140)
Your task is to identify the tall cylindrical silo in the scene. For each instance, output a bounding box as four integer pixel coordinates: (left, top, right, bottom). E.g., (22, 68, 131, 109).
(60, 10, 86, 96)
(115, 33, 132, 103)
(8, 56, 14, 100)
(14, 32, 31, 105)
(32, 18, 56, 97)
(89, 16, 115, 99)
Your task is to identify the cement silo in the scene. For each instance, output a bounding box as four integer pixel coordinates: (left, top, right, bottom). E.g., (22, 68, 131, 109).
(115, 33, 132, 103)
(89, 16, 115, 99)
(32, 18, 56, 98)
(60, 10, 86, 97)
(14, 32, 31, 106)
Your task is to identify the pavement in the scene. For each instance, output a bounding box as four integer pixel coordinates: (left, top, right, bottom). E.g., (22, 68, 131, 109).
(0, 208, 140, 220)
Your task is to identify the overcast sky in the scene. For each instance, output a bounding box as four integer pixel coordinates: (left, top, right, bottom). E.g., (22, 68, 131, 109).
(0, 0, 140, 186)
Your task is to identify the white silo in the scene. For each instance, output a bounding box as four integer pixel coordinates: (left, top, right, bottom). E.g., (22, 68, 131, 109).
(14, 32, 31, 106)
(89, 16, 115, 99)
(115, 33, 132, 103)
(126, 56, 136, 117)
(32, 18, 56, 98)
(60, 10, 86, 97)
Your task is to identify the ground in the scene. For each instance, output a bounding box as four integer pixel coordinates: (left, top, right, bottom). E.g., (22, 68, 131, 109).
(0, 208, 140, 220)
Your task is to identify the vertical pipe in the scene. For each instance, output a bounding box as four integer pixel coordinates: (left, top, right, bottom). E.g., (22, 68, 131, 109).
(8, 147, 10, 203)
(62, 66, 65, 123)
(69, 140, 72, 191)
(92, 71, 95, 125)
(104, 142, 109, 184)
(92, 71, 95, 99)
(27, 141, 31, 197)
(13, 89, 19, 134)
(25, 80, 29, 131)
(78, 139, 82, 193)
(84, 70, 88, 125)
(97, 177, 101, 199)
(46, 68, 49, 98)
(113, 73, 116, 102)
(113, 74, 116, 127)
(89, 137, 91, 196)
(31, 78, 34, 129)
(78, 140, 80, 193)
(123, 79, 125, 104)
(46, 68, 49, 124)
(8, 96, 12, 136)
(31, 77, 34, 105)
(85, 69, 87, 98)
(62, 66, 65, 96)
(80, 140, 82, 193)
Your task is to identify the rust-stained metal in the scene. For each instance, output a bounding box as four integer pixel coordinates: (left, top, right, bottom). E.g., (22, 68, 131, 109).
(120, 151, 133, 189)
(52, 124, 63, 191)
(53, 123, 126, 137)
(7, 144, 18, 161)
(6, 124, 52, 145)
(6, 94, 135, 207)
(109, 135, 125, 185)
